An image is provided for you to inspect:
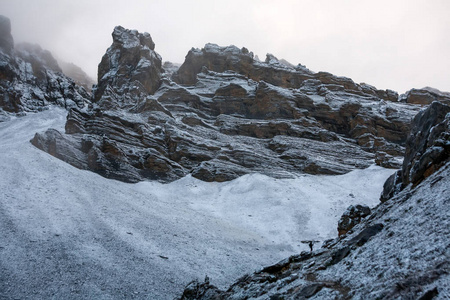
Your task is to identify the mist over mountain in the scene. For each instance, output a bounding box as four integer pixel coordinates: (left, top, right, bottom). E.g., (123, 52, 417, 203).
(1, 15, 449, 300)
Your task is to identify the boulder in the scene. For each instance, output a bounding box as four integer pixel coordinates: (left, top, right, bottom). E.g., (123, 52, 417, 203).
(337, 204, 371, 236)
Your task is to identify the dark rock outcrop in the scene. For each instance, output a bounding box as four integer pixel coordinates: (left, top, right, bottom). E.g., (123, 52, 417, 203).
(173, 44, 399, 103)
(381, 100, 450, 199)
(0, 15, 90, 115)
(31, 25, 423, 183)
(337, 204, 371, 236)
(401, 101, 450, 187)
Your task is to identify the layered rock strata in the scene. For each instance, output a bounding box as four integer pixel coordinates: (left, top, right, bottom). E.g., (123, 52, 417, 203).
(31, 26, 425, 183)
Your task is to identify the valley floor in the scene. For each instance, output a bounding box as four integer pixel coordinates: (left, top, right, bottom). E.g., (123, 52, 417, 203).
(0, 107, 395, 299)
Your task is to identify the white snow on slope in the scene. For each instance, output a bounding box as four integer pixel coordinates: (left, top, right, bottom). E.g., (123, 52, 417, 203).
(0, 107, 395, 299)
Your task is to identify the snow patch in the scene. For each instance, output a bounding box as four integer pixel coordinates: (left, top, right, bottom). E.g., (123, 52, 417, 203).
(0, 109, 395, 299)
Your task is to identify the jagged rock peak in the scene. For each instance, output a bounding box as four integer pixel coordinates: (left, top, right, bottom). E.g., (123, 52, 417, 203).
(111, 25, 155, 50)
(94, 26, 162, 108)
(173, 42, 316, 87)
(0, 15, 14, 54)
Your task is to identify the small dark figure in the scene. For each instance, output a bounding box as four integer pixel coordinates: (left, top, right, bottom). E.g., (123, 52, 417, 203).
(301, 240, 320, 252)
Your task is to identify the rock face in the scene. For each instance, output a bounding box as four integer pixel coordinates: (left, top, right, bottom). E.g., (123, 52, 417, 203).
(173, 44, 399, 103)
(0, 15, 89, 115)
(31, 26, 424, 183)
(381, 101, 450, 201)
(402, 101, 450, 186)
(93, 26, 162, 109)
(177, 98, 450, 300)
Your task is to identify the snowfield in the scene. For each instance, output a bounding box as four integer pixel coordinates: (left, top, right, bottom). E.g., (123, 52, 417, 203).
(0, 107, 395, 299)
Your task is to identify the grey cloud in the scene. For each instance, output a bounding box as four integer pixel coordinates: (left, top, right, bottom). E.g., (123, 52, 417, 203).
(1, 0, 448, 93)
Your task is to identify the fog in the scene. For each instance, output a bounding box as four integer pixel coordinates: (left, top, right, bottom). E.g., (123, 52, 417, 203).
(2, 0, 449, 93)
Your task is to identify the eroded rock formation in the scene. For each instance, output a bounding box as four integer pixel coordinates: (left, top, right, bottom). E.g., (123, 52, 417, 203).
(93, 26, 162, 109)
(31, 26, 425, 183)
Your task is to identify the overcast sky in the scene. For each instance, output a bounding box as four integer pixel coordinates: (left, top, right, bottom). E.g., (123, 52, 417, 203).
(1, 0, 449, 93)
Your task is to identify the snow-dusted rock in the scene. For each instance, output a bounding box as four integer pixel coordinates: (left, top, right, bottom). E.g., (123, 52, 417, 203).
(337, 204, 371, 236)
(0, 16, 90, 115)
(32, 25, 425, 183)
(94, 25, 162, 109)
(60, 61, 95, 92)
(400, 87, 450, 105)
(402, 101, 450, 187)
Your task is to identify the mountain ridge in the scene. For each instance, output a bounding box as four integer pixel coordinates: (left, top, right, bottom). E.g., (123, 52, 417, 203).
(26, 25, 438, 184)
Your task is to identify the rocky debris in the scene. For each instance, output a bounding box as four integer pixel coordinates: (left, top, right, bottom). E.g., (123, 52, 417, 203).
(0, 15, 90, 115)
(337, 204, 371, 236)
(400, 87, 450, 105)
(31, 25, 424, 183)
(60, 61, 95, 92)
(93, 26, 162, 109)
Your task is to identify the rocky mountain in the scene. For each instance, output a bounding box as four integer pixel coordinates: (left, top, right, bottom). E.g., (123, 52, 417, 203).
(178, 99, 450, 299)
(1, 17, 449, 300)
(0, 15, 90, 120)
(30, 25, 425, 183)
